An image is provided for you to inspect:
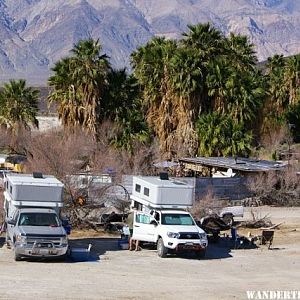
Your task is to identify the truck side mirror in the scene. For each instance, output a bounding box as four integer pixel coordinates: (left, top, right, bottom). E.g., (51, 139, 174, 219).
(7, 219, 16, 226)
(150, 220, 158, 226)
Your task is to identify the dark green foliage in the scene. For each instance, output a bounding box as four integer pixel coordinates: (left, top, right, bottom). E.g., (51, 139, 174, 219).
(196, 112, 253, 157)
(0, 79, 39, 134)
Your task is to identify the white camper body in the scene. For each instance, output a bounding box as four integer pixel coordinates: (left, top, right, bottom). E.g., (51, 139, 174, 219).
(131, 176, 194, 209)
(3, 173, 68, 261)
(4, 173, 64, 218)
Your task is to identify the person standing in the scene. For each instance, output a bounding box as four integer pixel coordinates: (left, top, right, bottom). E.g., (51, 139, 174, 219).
(126, 208, 140, 251)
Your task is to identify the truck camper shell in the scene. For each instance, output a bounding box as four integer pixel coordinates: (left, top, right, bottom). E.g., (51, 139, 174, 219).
(4, 173, 64, 209)
(131, 176, 194, 209)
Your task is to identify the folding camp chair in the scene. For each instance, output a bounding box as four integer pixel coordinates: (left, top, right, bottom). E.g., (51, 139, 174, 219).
(260, 230, 274, 249)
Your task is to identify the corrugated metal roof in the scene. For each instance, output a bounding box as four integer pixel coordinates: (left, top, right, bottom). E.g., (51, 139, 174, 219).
(179, 157, 287, 172)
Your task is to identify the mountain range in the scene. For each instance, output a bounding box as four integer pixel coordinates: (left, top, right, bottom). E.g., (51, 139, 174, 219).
(0, 0, 300, 85)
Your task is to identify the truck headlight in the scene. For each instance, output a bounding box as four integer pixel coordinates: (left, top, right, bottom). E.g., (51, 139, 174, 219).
(199, 233, 207, 240)
(16, 235, 26, 243)
(61, 236, 68, 245)
(167, 232, 180, 239)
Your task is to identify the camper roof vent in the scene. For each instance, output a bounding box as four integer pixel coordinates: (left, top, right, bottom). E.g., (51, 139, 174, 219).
(159, 172, 169, 180)
(33, 172, 43, 179)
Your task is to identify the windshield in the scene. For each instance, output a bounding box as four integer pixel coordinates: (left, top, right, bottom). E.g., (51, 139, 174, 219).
(161, 213, 195, 226)
(18, 213, 60, 227)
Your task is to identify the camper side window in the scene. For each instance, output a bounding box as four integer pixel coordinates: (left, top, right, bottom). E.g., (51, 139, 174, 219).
(144, 187, 149, 196)
(135, 184, 141, 193)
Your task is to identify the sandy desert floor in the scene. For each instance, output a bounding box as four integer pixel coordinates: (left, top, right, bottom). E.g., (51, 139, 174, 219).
(0, 206, 299, 300)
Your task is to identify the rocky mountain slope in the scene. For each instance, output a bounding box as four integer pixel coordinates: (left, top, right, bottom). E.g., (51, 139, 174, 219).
(0, 0, 300, 85)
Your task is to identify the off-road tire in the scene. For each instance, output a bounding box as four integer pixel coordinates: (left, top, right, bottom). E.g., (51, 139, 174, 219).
(14, 253, 22, 261)
(157, 238, 168, 258)
(195, 250, 206, 259)
(5, 232, 11, 249)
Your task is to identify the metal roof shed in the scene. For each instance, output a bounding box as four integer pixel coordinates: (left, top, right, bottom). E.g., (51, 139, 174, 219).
(179, 157, 287, 174)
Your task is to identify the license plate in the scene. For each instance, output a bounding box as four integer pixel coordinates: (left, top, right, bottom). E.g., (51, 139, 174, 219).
(33, 249, 55, 255)
(185, 242, 193, 246)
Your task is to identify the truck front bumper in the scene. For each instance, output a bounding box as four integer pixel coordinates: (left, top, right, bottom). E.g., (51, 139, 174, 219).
(166, 239, 208, 252)
(15, 243, 68, 258)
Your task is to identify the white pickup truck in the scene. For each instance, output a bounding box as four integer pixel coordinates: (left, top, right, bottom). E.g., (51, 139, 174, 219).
(132, 208, 208, 258)
(4, 173, 69, 261)
(130, 175, 208, 258)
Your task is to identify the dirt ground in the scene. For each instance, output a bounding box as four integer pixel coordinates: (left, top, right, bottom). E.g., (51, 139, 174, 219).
(0, 206, 299, 300)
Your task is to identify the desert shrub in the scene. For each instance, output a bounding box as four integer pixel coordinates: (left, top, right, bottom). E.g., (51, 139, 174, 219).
(247, 167, 300, 206)
(189, 188, 229, 220)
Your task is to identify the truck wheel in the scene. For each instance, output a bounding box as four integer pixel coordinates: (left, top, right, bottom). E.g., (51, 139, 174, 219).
(222, 214, 234, 227)
(157, 238, 168, 258)
(14, 253, 22, 261)
(195, 250, 206, 259)
(5, 232, 11, 249)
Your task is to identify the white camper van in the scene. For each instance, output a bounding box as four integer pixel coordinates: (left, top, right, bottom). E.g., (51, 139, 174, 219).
(130, 175, 208, 258)
(3, 173, 69, 261)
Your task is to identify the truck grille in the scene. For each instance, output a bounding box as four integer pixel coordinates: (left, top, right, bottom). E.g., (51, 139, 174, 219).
(26, 236, 62, 246)
(179, 232, 199, 240)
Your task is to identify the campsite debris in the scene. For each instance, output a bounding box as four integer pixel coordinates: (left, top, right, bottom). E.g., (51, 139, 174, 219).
(239, 210, 273, 228)
(261, 222, 284, 230)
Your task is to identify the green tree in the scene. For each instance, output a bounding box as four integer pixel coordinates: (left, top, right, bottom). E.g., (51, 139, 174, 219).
(284, 54, 300, 106)
(131, 22, 263, 158)
(102, 69, 150, 152)
(196, 112, 252, 157)
(131, 37, 182, 157)
(182, 23, 224, 59)
(48, 39, 110, 138)
(0, 79, 39, 135)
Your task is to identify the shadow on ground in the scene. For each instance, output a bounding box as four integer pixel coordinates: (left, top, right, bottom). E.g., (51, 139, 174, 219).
(67, 237, 120, 262)
(0, 236, 5, 248)
(0, 234, 267, 263)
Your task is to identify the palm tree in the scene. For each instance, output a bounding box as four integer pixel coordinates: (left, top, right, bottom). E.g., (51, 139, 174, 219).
(182, 23, 225, 59)
(196, 112, 252, 157)
(131, 37, 181, 157)
(265, 54, 288, 114)
(48, 39, 110, 138)
(102, 69, 151, 152)
(0, 79, 39, 135)
(225, 33, 257, 71)
(284, 54, 300, 106)
(196, 112, 227, 156)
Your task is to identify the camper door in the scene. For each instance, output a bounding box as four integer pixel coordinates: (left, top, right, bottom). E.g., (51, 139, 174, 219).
(132, 211, 157, 243)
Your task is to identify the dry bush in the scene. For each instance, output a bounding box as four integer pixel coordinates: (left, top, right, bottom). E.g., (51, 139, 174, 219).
(189, 188, 229, 220)
(0, 128, 31, 154)
(247, 171, 278, 196)
(247, 167, 300, 206)
(240, 209, 272, 228)
(260, 123, 289, 152)
(25, 129, 95, 179)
